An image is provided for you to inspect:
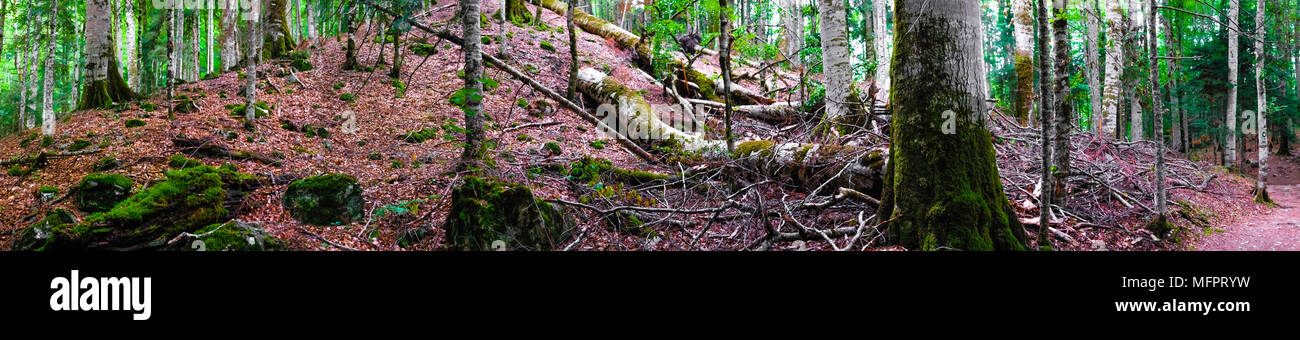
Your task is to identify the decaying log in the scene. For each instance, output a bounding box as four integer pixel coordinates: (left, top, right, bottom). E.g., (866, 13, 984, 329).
(534, 0, 771, 105)
(172, 137, 283, 166)
(575, 68, 702, 143)
(733, 141, 887, 196)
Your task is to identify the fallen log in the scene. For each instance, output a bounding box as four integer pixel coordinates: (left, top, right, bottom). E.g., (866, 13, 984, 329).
(688, 99, 800, 123)
(533, 0, 771, 105)
(172, 137, 283, 166)
(574, 68, 701, 142)
(356, 2, 659, 164)
(733, 141, 887, 197)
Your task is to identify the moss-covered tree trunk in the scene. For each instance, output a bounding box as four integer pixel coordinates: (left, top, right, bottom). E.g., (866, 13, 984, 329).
(262, 0, 296, 59)
(882, 0, 1028, 251)
(1052, 0, 1073, 208)
(506, 0, 533, 23)
(575, 68, 700, 142)
(77, 0, 137, 111)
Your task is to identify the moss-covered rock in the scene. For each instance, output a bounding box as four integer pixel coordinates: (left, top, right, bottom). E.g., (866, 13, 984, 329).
(68, 139, 93, 152)
(18, 166, 258, 251)
(185, 221, 283, 251)
(125, 119, 147, 128)
(568, 156, 668, 186)
(75, 173, 134, 213)
(282, 174, 365, 226)
(443, 176, 572, 250)
(230, 101, 271, 118)
(11, 209, 77, 251)
(173, 94, 197, 113)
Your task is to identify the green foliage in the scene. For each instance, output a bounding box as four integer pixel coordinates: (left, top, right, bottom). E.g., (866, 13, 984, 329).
(125, 119, 147, 128)
(333, 82, 345, 90)
(399, 127, 440, 143)
(411, 43, 438, 56)
(544, 141, 562, 155)
(340, 93, 357, 101)
(169, 155, 204, 169)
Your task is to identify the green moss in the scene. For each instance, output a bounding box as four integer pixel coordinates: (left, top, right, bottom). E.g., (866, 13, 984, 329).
(411, 44, 437, 56)
(539, 40, 556, 52)
(333, 81, 345, 90)
(125, 119, 147, 128)
(173, 94, 197, 113)
(399, 127, 439, 143)
(140, 102, 157, 112)
(188, 221, 283, 251)
(75, 173, 135, 213)
(68, 139, 93, 152)
(290, 59, 314, 72)
(516, 98, 529, 108)
(282, 174, 365, 226)
(11, 209, 77, 251)
(568, 157, 668, 187)
(41, 135, 54, 148)
(686, 68, 720, 101)
(169, 154, 204, 169)
(39, 186, 59, 195)
(735, 140, 775, 158)
(443, 176, 571, 251)
(589, 140, 605, 149)
(367, 152, 383, 160)
(391, 161, 405, 169)
(391, 79, 406, 98)
(230, 101, 271, 118)
(544, 141, 562, 155)
(1146, 215, 1179, 243)
(340, 93, 356, 102)
(8, 165, 31, 177)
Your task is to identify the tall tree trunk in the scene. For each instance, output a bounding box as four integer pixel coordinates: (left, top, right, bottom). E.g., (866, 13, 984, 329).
(191, 10, 201, 81)
(873, 0, 891, 102)
(1101, 0, 1124, 139)
(1012, 0, 1035, 124)
(167, 5, 176, 119)
(722, 0, 735, 152)
(19, 5, 31, 129)
(1036, 0, 1057, 248)
(1053, 0, 1073, 209)
(343, 3, 359, 70)
(819, 0, 851, 127)
(1149, 0, 1168, 222)
(783, 0, 803, 68)
(1128, 0, 1143, 141)
(0, 0, 6, 65)
(1165, 9, 1182, 153)
(263, 0, 297, 59)
(1086, 4, 1101, 133)
(222, 0, 241, 72)
(1227, 0, 1240, 167)
(78, 0, 138, 111)
(208, 4, 215, 75)
(499, 0, 509, 59)
(124, 0, 139, 91)
(43, 0, 58, 136)
(882, 0, 1028, 251)
(461, 0, 489, 167)
(1256, 0, 1271, 202)
(247, 1, 261, 122)
(566, 0, 578, 101)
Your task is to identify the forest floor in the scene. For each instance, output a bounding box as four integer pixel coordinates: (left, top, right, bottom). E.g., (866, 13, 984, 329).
(0, 0, 1286, 251)
(1194, 153, 1300, 250)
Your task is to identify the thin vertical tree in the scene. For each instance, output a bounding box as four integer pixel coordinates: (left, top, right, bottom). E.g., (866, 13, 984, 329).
(460, 0, 489, 168)
(1256, 0, 1271, 202)
(248, 0, 262, 123)
(873, 0, 891, 102)
(1013, 0, 1035, 124)
(1101, 0, 1125, 138)
(42, 0, 58, 136)
(566, 0, 578, 102)
(721, 0, 735, 152)
(1227, 0, 1240, 167)
(818, 0, 851, 136)
(1053, 0, 1075, 213)
(1150, 0, 1169, 228)
(222, 0, 242, 72)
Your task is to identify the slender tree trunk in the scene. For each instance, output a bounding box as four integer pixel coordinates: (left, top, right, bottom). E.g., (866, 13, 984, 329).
(819, 0, 851, 127)
(1149, 0, 1167, 221)
(722, 0, 735, 152)
(1036, 0, 1057, 249)
(222, 0, 241, 71)
(191, 10, 201, 81)
(1128, 0, 1143, 141)
(1164, 9, 1182, 153)
(873, 0, 891, 102)
(1101, 0, 1125, 139)
(123, 0, 139, 91)
(499, 0, 508, 59)
(1086, 5, 1101, 133)
(43, 0, 58, 136)
(1012, 0, 1035, 124)
(881, 0, 1028, 251)
(208, 4, 215, 75)
(1256, 0, 1270, 202)
(1052, 0, 1073, 208)
(1227, 0, 1240, 167)
(566, 0, 578, 101)
(461, 0, 489, 167)
(783, 0, 803, 68)
(19, 5, 31, 129)
(0, 0, 6, 65)
(247, 1, 262, 123)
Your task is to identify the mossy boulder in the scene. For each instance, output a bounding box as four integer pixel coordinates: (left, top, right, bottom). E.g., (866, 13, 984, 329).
(12, 209, 78, 251)
(93, 156, 120, 171)
(282, 174, 365, 226)
(443, 176, 572, 251)
(17, 165, 259, 251)
(68, 139, 93, 152)
(230, 101, 271, 118)
(75, 173, 134, 213)
(125, 119, 147, 128)
(173, 94, 197, 113)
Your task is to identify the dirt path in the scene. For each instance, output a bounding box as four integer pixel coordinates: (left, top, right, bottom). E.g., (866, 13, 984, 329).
(1197, 155, 1300, 251)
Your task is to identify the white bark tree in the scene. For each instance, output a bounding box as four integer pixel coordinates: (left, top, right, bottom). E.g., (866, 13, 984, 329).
(124, 0, 139, 91)
(1129, 0, 1143, 141)
(78, 0, 136, 110)
(819, 0, 851, 124)
(1086, 3, 1101, 133)
(1101, 0, 1125, 138)
(873, 0, 892, 102)
(1012, 0, 1035, 123)
(1227, 0, 1240, 167)
(781, 0, 803, 68)
(222, 0, 241, 71)
(1256, 0, 1270, 202)
(42, 0, 58, 136)
(1149, 0, 1166, 220)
